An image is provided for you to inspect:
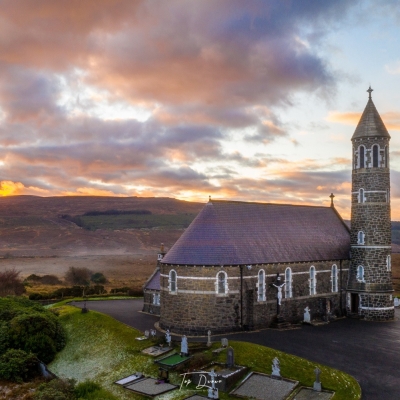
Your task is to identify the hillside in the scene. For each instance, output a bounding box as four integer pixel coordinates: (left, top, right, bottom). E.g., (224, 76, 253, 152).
(0, 196, 204, 257)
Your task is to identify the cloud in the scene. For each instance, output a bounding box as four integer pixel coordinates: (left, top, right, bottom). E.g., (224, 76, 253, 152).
(328, 110, 400, 130)
(0, 0, 364, 206)
(385, 60, 400, 75)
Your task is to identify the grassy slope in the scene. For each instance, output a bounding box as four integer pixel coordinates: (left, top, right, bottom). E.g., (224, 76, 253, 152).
(49, 305, 361, 400)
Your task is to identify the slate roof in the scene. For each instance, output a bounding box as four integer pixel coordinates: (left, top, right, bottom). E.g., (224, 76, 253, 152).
(143, 269, 160, 291)
(352, 97, 390, 140)
(161, 201, 350, 266)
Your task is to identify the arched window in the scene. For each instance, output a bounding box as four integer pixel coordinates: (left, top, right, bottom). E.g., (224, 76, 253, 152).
(257, 270, 266, 301)
(331, 264, 338, 292)
(372, 144, 379, 167)
(385, 146, 388, 168)
(216, 271, 228, 294)
(387, 255, 391, 271)
(358, 188, 365, 203)
(168, 270, 177, 293)
(285, 267, 292, 298)
(359, 145, 365, 168)
(309, 266, 316, 295)
(357, 266, 365, 282)
(357, 231, 365, 245)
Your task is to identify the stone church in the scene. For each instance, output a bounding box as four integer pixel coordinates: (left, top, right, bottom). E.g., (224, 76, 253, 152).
(143, 87, 394, 335)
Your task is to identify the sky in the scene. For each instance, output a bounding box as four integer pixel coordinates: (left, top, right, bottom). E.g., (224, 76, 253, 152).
(0, 0, 400, 219)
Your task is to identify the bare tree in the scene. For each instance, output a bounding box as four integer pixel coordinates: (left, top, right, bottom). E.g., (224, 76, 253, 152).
(0, 268, 26, 296)
(64, 267, 92, 286)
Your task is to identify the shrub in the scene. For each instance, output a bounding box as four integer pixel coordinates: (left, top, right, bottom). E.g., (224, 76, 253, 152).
(8, 311, 66, 363)
(34, 378, 76, 400)
(25, 274, 42, 282)
(0, 321, 10, 355)
(0, 349, 38, 382)
(40, 275, 62, 285)
(29, 293, 44, 301)
(0, 268, 26, 296)
(75, 380, 119, 400)
(90, 272, 107, 284)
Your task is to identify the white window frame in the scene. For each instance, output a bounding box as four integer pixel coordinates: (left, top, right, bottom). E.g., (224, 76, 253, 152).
(357, 231, 365, 245)
(309, 266, 317, 295)
(168, 270, 177, 293)
(331, 264, 338, 293)
(387, 255, 391, 271)
(285, 267, 292, 298)
(153, 293, 160, 305)
(358, 188, 365, 203)
(356, 265, 365, 282)
(257, 269, 266, 301)
(216, 271, 228, 295)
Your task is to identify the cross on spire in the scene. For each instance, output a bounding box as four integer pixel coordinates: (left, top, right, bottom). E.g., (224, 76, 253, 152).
(329, 193, 335, 207)
(367, 86, 373, 99)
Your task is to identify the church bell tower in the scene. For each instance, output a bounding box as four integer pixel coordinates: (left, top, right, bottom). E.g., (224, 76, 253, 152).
(347, 87, 394, 320)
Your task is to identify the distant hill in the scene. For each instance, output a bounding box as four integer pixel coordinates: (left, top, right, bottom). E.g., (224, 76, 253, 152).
(0, 196, 204, 257)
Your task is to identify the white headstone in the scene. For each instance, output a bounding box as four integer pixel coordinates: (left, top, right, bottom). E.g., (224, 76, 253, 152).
(207, 369, 219, 399)
(313, 367, 322, 392)
(144, 330, 149, 338)
(304, 306, 311, 323)
(165, 330, 171, 345)
(181, 335, 188, 355)
(394, 298, 399, 307)
(271, 357, 281, 377)
(221, 338, 228, 347)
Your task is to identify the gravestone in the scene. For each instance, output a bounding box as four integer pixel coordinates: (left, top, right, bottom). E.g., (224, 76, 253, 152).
(158, 367, 169, 383)
(221, 338, 228, 347)
(304, 307, 311, 323)
(165, 330, 171, 346)
(144, 330, 149, 338)
(271, 357, 281, 378)
(226, 346, 235, 368)
(207, 369, 219, 399)
(150, 329, 156, 337)
(207, 330, 212, 347)
(181, 335, 188, 356)
(394, 298, 399, 307)
(313, 367, 322, 392)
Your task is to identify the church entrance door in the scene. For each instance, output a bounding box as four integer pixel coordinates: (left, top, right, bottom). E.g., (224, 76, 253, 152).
(351, 293, 359, 314)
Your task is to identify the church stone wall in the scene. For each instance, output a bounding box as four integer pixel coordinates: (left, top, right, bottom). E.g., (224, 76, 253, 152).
(160, 260, 349, 335)
(143, 290, 160, 315)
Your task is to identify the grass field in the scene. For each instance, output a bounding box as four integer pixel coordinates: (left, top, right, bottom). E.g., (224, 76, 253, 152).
(48, 304, 361, 400)
(77, 213, 198, 231)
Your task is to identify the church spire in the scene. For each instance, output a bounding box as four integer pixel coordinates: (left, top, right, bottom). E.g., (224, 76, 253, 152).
(351, 87, 390, 140)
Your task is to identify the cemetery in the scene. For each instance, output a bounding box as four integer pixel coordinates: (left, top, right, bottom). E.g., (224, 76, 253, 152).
(47, 304, 361, 399)
(113, 329, 339, 399)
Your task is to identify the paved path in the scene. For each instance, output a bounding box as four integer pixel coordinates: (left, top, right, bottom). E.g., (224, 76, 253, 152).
(73, 299, 400, 400)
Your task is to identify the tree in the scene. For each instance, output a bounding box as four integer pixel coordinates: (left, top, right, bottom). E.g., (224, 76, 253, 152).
(90, 272, 107, 284)
(64, 267, 92, 286)
(0, 269, 26, 296)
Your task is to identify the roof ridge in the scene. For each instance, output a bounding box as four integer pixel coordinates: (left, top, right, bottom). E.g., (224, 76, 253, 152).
(210, 199, 330, 208)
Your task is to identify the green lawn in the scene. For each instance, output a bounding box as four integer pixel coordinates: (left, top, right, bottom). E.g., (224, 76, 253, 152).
(49, 305, 361, 400)
(78, 213, 198, 230)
